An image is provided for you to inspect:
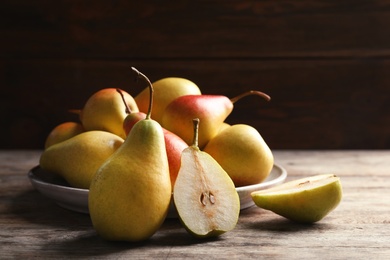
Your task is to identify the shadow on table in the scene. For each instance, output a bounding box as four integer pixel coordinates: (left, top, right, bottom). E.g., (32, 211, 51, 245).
(9, 189, 220, 257)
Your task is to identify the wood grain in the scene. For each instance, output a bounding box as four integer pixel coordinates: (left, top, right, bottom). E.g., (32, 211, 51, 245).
(1, 150, 389, 258)
(1, 1, 389, 149)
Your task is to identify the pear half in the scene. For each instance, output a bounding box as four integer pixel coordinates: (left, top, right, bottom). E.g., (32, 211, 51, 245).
(251, 174, 342, 223)
(173, 119, 240, 238)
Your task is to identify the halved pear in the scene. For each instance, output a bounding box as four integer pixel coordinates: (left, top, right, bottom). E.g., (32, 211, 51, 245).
(173, 119, 240, 238)
(251, 174, 342, 223)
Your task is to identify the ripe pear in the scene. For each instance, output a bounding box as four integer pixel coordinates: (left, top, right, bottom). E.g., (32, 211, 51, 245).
(251, 174, 343, 223)
(88, 67, 171, 242)
(203, 124, 274, 187)
(44, 121, 84, 149)
(134, 77, 201, 123)
(173, 118, 240, 238)
(39, 130, 124, 189)
(80, 88, 138, 138)
(162, 91, 270, 149)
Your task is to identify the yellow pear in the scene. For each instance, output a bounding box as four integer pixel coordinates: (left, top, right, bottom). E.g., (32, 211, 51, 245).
(44, 121, 84, 149)
(80, 88, 138, 138)
(251, 174, 343, 223)
(203, 124, 274, 187)
(134, 77, 201, 123)
(173, 118, 240, 238)
(88, 67, 171, 242)
(39, 130, 124, 189)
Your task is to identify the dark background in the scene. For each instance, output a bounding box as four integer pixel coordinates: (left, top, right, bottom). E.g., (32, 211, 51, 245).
(1, 1, 389, 149)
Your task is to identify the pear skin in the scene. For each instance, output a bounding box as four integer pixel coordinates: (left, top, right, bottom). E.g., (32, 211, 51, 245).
(203, 124, 274, 187)
(39, 130, 124, 189)
(135, 77, 201, 123)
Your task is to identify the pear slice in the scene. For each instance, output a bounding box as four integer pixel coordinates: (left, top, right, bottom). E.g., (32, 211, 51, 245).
(173, 118, 240, 238)
(251, 174, 342, 223)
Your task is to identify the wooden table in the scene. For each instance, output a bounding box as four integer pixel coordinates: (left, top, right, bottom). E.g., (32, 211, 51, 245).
(1, 150, 389, 259)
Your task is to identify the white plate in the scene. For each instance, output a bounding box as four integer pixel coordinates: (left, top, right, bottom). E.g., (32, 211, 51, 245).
(28, 164, 287, 217)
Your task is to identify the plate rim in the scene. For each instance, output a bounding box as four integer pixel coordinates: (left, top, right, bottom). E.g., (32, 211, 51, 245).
(28, 163, 287, 194)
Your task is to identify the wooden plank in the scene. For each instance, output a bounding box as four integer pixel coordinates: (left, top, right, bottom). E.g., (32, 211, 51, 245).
(1, 1, 390, 58)
(1, 59, 389, 149)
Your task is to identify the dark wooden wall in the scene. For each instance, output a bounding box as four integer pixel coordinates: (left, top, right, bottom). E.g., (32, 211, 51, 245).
(1, 1, 389, 149)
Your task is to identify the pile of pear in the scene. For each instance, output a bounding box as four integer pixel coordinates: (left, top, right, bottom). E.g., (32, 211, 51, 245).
(40, 72, 274, 191)
(39, 67, 342, 242)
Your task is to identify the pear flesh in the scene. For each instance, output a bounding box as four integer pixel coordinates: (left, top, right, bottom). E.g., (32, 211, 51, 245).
(173, 119, 240, 238)
(251, 174, 343, 223)
(39, 130, 124, 189)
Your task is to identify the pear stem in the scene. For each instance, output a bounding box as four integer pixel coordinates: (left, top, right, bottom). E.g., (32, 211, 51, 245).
(131, 67, 153, 120)
(230, 90, 271, 104)
(192, 118, 200, 148)
(116, 88, 131, 114)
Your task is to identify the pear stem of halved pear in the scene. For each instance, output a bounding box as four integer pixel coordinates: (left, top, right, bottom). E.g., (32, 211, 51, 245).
(131, 67, 154, 120)
(191, 118, 200, 148)
(116, 88, 132, 114)
(230, 90, 271, 104)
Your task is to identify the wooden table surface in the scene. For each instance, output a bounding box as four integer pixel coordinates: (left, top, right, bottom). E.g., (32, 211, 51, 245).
(1, 150, 389, 259)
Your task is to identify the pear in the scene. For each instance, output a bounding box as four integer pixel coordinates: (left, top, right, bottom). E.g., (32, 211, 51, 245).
(162, 91, 270, 149)
(251, 174, 343, 223)
(173, 118, 240, 238)
(80, 88, 138, 138)
(203, 124, 274, 187)
(44, 121, 84, 149)
(88, 67, 171, 242)
(134, 77, 201, 123)
(39, 130, 124, 189)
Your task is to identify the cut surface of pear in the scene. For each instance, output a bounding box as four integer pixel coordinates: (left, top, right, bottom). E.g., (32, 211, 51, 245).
(251, 174, 342, 223)
(173, 119, 240, 238)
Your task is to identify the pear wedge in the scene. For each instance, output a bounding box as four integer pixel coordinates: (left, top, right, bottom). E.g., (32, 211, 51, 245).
(251, 174, 342, 223)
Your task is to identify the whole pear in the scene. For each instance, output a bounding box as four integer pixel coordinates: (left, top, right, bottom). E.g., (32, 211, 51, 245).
(251, 174, 343, 223)
(44, 121, 84, 149)
(80, 88, 138, 138)
(162, 91, 270, 149)
(134, 77, 201, 123)
(203, 124, 274, 187)
(88, 67, 171, 242)
(39, 130, 124, 189)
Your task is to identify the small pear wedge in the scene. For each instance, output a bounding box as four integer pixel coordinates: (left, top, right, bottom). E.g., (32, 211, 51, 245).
(251, 174, 343, 223)
(173, 118, 240, 238)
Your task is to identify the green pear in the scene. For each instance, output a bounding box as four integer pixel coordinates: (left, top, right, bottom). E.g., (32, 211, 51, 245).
(88, 67, 171, 242)
(39, 130, 124, 189)
(203, 124, 274, 187)
(134, 77, 201, 123)
(44, 121, 84, 149)
(162, 91, 270, 149)
(80, 88, 138, 138)
(173, 118, 240, 238)
(251, 174, 343, 223)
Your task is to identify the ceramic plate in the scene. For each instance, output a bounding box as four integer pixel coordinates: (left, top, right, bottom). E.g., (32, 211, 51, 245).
(28, 164, 287, 217)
